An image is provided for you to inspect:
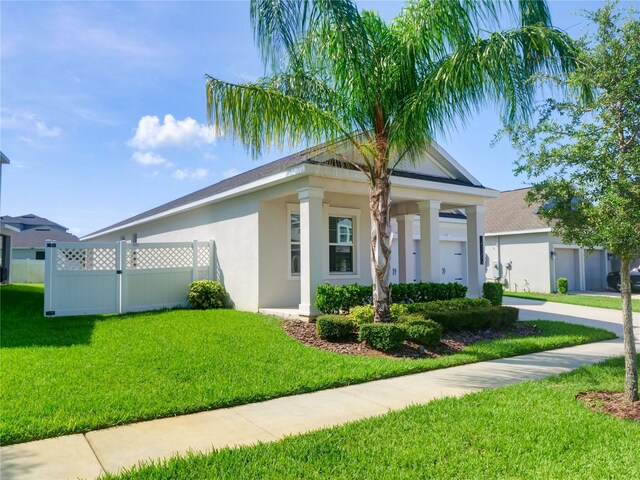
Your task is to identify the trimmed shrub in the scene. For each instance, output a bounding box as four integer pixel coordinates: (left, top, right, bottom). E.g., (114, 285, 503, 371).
(315, 315, 356, 340)
(407, 297, 491, 315)
(358, 323, 405, 351)
(482, 282, 504, 306)
(315, 282, 468, 314)
(557, 277, 569, 295)
(427, 306, 519, 332)
(398, 317, 442, 347)
(348, 304, 410, 325)
(187, 280, 227, 309)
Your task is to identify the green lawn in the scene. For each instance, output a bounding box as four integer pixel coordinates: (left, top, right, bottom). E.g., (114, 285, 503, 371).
(106, 356, 640, 480)
(504, 291, 640, 311)
(1, 284, 616, 445)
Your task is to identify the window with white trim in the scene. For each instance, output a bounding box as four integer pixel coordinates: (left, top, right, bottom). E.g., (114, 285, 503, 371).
(290, 213, 301, 275)
(329, 216, 354, 273)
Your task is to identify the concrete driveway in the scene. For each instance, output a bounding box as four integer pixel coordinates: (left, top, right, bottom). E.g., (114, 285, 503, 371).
(504, 296, 640, 341)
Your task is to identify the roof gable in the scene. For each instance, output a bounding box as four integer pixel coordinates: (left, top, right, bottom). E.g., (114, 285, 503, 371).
(485, 188, 550, 233)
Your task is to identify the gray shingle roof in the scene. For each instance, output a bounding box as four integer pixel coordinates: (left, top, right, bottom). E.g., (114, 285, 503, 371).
(12, 228, 79, 248)
(1, 214, 67, 231)
(86, 142, 481, 238)
(485, 188, 550, 233)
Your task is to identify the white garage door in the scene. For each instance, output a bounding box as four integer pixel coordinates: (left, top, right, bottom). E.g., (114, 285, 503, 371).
(585, 251, 605, 290)
(555, 248, 578, 291)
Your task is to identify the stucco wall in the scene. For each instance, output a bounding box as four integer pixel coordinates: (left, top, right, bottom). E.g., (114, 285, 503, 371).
(485, 232, 552, 293)
(13, 249, 41, 260)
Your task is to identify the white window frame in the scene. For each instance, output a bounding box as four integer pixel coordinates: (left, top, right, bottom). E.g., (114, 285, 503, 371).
(324, 206, 361, 280)
(286, 204, 301, 280)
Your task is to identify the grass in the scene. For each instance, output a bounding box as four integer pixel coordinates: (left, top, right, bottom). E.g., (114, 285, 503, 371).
(1, 284, 616, 445)
(105, 356, 640, 480)
(504, 291, 640, 311)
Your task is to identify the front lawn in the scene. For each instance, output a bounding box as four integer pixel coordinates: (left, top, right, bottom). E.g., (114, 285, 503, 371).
(106, 356, 640, 479)
(504, 291, 640, 311)
(1, 284, 616, 445)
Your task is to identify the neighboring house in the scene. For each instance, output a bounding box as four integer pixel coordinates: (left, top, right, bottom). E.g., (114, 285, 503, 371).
(1, 152, 18, 284)
(483, 188, 613, 293)
(0, 214, 79, 283)
(84, 141, 498, 315)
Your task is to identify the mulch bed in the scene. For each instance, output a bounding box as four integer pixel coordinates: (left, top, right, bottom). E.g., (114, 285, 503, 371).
(576, 391, 640, 421)
(282, 320, 541, 359)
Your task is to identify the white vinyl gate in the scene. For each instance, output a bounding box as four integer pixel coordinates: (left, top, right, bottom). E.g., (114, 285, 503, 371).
(44, 240, 214, 317)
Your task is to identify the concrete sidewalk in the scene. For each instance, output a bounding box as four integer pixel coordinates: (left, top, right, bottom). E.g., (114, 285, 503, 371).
(2, 302, 637, 480)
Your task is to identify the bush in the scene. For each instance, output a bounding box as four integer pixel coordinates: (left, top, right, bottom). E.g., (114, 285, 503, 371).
(315, 315, 356, 340)
(315, 282, 467, 314)
(427, 306, 519, 332)
(358, 323, 405, 351)
(349, 304, 410, 324)
(407, 297, 491, 315)
(187, 280, 227, 309)
(482, 282, 504, 306)
(398, 317, 442, 347)
(557, 277, 569, 295)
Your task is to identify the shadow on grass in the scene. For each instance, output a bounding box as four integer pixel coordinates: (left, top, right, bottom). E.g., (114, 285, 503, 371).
(1, 284, 97, 348)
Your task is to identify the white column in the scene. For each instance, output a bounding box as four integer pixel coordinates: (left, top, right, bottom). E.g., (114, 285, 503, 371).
(418, 200, 441, 283)
(396, 214, 416, 283)
(578, 247, 586, 292)
(298, 187, 324, 316)
(466, 205, 486, 298)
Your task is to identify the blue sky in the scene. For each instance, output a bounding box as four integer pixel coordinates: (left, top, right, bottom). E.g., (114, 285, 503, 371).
(1, 0, 635, 237)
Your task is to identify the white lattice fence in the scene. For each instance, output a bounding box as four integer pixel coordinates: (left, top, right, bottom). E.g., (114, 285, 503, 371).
(44, 240, 214, 317)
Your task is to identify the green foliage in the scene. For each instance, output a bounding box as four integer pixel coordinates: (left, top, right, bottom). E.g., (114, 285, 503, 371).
(427, 307, 520, 332)
(315, 282, 467, 314)
(557, 277, 569, 295)
(349, 304, 409, 325)
(315, 283, 372, 314)
(187, 280, 227, 309)
(504, 291, 640, 311)
(358, 324, 405, 351)
(482, 282, 504, 306)
(407, 298, 492, 315)
(315, 315, 356, 341)
(398, 318, 442, 347)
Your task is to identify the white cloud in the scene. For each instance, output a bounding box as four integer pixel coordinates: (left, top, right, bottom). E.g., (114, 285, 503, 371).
(2, 109, 62, 138)
(132, 151, 167, 166)
(222, 168, 241, 179)
(128, 114, 218, 150)
(172, 168, 209, 181)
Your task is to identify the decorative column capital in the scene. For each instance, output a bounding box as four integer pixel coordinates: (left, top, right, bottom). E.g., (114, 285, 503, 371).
(297, 187, 325, 202)
(417, 199, 441, 211)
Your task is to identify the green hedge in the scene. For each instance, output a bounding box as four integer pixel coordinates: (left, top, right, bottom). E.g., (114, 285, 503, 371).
(315, 315, 356, 340)
(406, 297, 491, 315)
(557, 277, 569, 295)
(187, 280, 227, 309)
(358, 323, 405, 351)
(348, 304, 409, 325)
(426, 306, 519, 332)
(315, 282, 468, 314)
(397, 317, 442, 347)
(482, 282, 504, 306)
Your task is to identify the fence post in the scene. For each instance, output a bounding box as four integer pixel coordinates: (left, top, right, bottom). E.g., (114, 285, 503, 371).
(44, 240, 55, 317)
(119, 241, 128, 314)
(208, 239, 215, 280)
(192, 240, 198, 282)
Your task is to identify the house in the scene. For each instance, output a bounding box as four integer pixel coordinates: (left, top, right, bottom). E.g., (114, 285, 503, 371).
(83, 141, 498, 315)
(483, 188, 612, 293)
(0, 214, 79, 283)
(1, 152, 19, 284)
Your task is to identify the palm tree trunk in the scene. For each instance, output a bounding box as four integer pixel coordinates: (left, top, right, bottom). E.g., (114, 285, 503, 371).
(620, 256, 639, 402)
(370, 173, 392, 322)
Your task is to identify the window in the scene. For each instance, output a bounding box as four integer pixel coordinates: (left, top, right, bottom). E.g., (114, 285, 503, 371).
(290, 213, 300, 275)
(329, 216, 354, 273)
(35, 251, 45, 260)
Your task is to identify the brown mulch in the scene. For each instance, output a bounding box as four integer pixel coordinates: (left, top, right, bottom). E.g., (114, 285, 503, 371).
(282, 320, 542, 359)
(576, 391, 640, 421)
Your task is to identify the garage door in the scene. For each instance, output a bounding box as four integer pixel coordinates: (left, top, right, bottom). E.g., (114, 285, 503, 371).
(584, 251, 605, 290)
(555, 248, 578, 291)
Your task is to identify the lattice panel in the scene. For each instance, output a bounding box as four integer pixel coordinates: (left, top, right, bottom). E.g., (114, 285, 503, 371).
(197, 243, 211, 267)
(127, 246, 193, 270)
(56, 248, 116, 271)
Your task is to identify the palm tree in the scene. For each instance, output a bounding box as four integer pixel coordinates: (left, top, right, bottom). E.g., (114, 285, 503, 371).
(206, 0, 580, 322)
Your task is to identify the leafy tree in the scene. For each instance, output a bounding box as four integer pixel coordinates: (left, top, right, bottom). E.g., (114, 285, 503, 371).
(206, 0, 580, 322)
(504, 2, 639, 402)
